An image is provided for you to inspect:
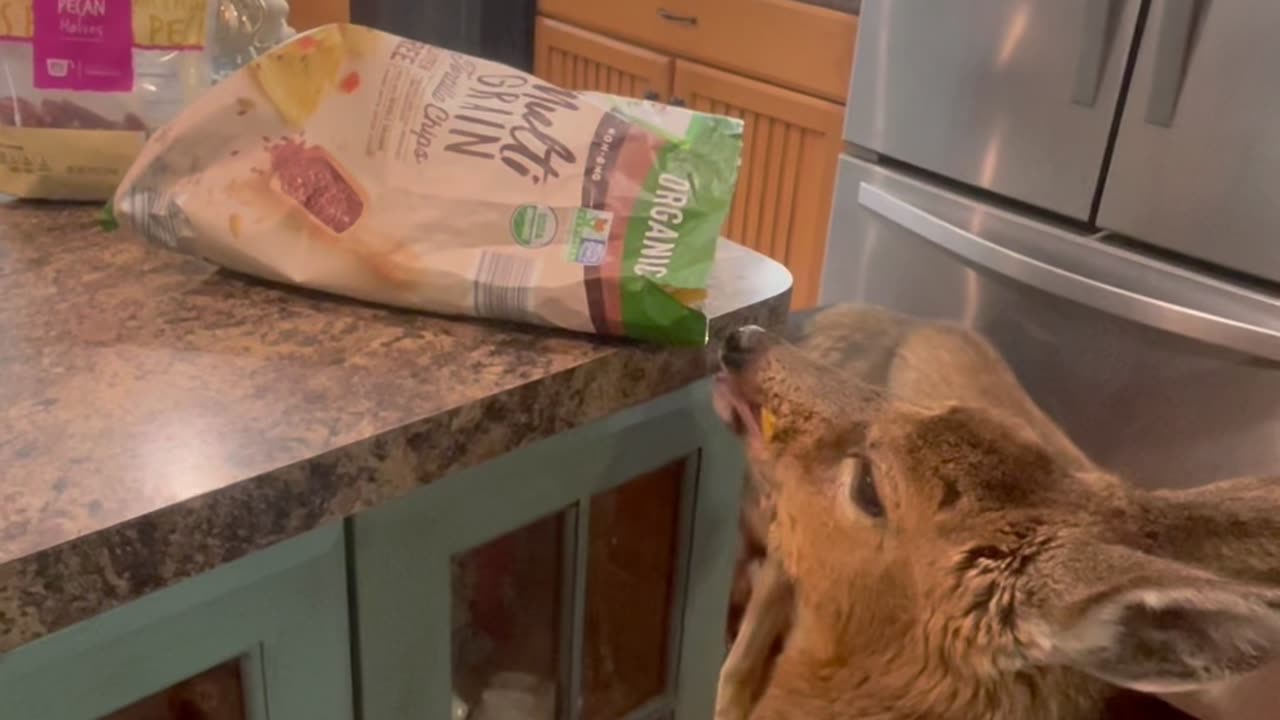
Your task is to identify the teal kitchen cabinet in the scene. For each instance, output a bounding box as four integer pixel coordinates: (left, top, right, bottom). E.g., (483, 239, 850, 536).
(0, 381, 744, 720)
(353, 381, 744, 720)
(0, 527, 352, 720)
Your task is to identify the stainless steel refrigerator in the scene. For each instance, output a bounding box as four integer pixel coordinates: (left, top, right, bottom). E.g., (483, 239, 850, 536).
(821, 0, 1280, 488)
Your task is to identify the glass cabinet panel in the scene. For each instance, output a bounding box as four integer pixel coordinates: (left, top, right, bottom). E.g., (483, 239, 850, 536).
(582, 460, 685, 719)
(103, 659, 245, 720)
(452, 510, 567, 720)
(448, 459, 688, 720)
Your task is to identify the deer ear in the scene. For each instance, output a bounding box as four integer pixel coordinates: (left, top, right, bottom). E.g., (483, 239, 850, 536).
(1024, 544, 1280, 694)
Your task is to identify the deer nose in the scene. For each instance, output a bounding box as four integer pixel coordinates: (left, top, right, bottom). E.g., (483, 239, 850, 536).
(721, 325, 768, 372)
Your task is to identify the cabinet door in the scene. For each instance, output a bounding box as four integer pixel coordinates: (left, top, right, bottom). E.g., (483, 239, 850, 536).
(448, 459, 688, 720)
(1, 527, 352, 720)
(534, 17, 673, 100)
(352, 382, 743, 720)
(674, 59, 842, 308)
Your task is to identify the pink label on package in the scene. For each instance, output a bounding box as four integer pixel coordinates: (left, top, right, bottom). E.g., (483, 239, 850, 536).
(33, 0, 135, 92)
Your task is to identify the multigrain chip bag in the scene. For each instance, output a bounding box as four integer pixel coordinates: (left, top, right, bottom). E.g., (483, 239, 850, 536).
(113, 23, 744, 345)
(0, 0, 292, 200)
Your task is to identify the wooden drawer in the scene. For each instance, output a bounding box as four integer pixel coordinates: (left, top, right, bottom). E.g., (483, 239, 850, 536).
(538, 0, 857, 103)
(534, 17, 674, 100)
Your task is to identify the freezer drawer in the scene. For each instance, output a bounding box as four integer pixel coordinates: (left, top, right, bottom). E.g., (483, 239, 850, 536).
(1099, 0, 1280, 284)
(821, 155, 1280, 488)
(846, 0, 1140, 220)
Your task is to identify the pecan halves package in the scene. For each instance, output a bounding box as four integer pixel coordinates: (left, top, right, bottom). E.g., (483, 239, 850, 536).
(114, 24, 744, 345)
(0, 0, 290, 200)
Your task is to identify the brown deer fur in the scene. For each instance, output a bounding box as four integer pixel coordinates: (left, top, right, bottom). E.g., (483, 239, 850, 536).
(714, 305, 1280, 720)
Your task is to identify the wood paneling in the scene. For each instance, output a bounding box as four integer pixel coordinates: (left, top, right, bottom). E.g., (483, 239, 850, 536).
(674, 59, 843, 308)
(534, 17, 673, 99)
(538, 0, 856, 103)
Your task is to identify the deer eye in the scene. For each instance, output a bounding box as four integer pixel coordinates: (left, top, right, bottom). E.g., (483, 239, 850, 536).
(847, 454, 885, 519)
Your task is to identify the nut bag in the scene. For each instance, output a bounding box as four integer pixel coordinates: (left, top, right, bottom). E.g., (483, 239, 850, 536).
(112, 24, 744, 346)
(0, 0, 291, 201)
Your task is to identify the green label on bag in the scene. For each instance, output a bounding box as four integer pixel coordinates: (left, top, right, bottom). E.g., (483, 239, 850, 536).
(615, 111, 743, 345)
(510, 204, 558, 248)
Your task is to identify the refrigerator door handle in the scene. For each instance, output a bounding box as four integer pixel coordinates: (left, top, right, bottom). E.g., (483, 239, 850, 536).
(1071, 0, 1121, 107)
(858, 182, 1280, 360)
(1146, 0, 1203, 127)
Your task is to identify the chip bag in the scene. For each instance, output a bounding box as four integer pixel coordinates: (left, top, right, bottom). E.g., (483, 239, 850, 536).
(0, 0, 291, 200)
(112, 24, 744, 345)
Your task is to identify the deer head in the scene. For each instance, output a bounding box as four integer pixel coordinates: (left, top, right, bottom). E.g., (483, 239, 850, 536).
(715, 317, 1280, 720)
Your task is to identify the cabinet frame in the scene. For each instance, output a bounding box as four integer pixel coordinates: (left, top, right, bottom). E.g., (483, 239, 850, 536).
(0, 525, 353, 720)
(352, 379, 745, 720)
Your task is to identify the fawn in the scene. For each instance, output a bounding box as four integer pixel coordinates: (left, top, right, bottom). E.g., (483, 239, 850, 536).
(713, 305, 1280, 720)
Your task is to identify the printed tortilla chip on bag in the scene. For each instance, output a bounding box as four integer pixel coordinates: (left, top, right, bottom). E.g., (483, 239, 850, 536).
(249, 26, 346, 128)
(113, 23, 744, 346)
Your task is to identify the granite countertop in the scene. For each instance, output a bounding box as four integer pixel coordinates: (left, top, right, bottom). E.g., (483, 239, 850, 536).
(0, 203, 791, 653)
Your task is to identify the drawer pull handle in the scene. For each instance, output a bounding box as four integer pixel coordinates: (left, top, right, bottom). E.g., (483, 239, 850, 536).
(657, 8, 698, 26)
(643, 90, 660, 101)
(669, 96, 687, 107)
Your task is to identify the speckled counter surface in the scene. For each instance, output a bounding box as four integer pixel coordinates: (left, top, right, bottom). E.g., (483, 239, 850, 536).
(0, 202, 791, 653)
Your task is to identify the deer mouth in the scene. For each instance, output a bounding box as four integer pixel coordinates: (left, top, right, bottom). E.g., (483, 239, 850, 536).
(713, 371, 765, 441)
(716, 325, 773, 441)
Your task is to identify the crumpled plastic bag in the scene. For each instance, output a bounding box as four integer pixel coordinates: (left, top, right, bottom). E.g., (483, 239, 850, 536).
(113, 23, 744, 345)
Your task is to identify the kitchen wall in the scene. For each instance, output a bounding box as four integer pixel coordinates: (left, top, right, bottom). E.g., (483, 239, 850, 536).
(353, 0, 536, 70)
(287, 0, 535, 70)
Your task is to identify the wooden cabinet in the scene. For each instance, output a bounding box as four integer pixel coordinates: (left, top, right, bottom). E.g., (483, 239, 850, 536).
(673, 60, 842, 309)
(538, 0, 856, 103)
(533, 4, 856, 308)
(535, 18, 672, 101)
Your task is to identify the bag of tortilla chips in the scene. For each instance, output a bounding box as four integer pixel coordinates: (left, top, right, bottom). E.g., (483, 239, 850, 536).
(112, 23, 744, 345)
